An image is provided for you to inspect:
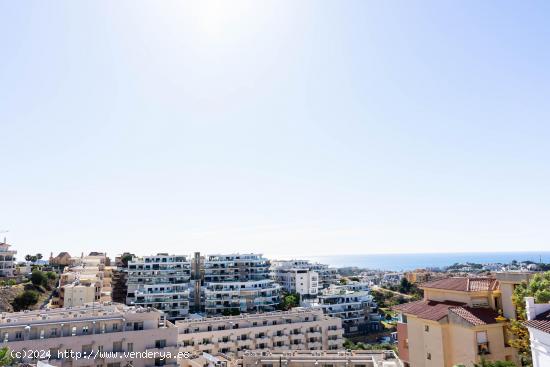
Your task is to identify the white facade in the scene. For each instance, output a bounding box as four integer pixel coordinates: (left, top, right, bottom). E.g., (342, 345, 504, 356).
(126, 254, 192, 319)
(525, 296, 550, 367)
(203, 254, 281, 314)
(0, 303, 179, 367)
(303, 283, 379, 335)
(0, 241, 16, 277)
(271, 268, 319, 296)
(270, 260, 337, 290)
(177, 307, 344, 356)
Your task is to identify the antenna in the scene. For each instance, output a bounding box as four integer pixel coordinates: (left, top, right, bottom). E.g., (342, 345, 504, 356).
(0, 230, 8, 244)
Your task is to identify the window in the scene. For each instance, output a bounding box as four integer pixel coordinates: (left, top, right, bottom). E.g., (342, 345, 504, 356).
(82, 344, 93, 355)
(127, 343, 133, 353)
(83, 326, 89, 334)
(50, 328, 57, 337)
(155, 339, 167, 349)
(113, 341, 123, 353)
(15, 331, 22, 340)
(98, 346, 104, 353)
(72, 327, 77, 336)
(112, 323, 119, 331)
(424, 325, 429, 332)
(154, 358, 166, 366)
(477, 331, 490, 355)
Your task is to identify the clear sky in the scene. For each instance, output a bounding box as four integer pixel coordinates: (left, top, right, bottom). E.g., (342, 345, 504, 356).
(1, 1, 549, 259)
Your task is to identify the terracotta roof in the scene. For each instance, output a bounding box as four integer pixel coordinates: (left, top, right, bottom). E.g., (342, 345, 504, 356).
(525, 310, 550, 334)
(420, 277, 499, 292)
(392, 300, 465, 321)
(448, 306, 501, 326)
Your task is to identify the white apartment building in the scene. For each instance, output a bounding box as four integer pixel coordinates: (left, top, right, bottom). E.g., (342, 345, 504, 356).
(177, 308, 344, 356)
(271, 268, 319, 297)
(0, 241, 16, 277)
(0, 303, 179, 367)
(525, 296, 550, 367)
(303, 283, 380, 335)
(202, 254, 281, 314)
(240, 350, 404, 367)
(270, 260, 337, 291)
(126, 254, 192, 319)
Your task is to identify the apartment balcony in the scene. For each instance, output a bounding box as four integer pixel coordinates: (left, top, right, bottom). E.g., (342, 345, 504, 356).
(290, 334, 305, 341)
(327, 329, 343, 337)
(217, 341, 236, 349)
(290, 344, 306, 350)
(237, 339, 253, 347)
(180, 345, 195, 353)
(145, 345, 179, 355)
(307, 331, 322, 338)
(328, 339, 342, 347)
(308, 341, 323, 349)
(198, 344, 212, 351)
(273, 335, 289, 343)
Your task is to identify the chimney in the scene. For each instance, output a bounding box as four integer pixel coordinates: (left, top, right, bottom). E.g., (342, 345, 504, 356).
(526, 297, 536, 320)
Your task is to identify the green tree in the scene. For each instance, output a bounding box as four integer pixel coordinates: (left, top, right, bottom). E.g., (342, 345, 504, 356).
(399, 278, 412, 293)
(280, 293, 299, 310)
(339, 278, 348, 285)
(46, 271, 57, 280)
(25, 254, 32, 262)
(12, 290, 39, 311)
(508, 271, 550, 366)
(31, 270, 48, 287)
(0, 346, 14, 366)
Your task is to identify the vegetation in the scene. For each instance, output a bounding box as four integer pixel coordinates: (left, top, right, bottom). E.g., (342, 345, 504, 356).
(279, 292, 300, 311)
(0, 346, 14, 366)
(12, 290, 39, 311)
(385, 278, 423, 300)
(30, 270, 48, 287)
(339, 278, 348, 285)
(222, 308, 240, 316)
(0, 279, 17, 287)
(372, 289, 407, 307)
(507, 271, 550, 366)
(454, 359, 516, 367)
(24, 253, 43, 264)
(343, 339, 396, 352)
(46, 271, 57, 280)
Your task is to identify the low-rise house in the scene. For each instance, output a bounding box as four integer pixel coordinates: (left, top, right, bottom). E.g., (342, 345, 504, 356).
(0, 303, 179, 367)
(176, 308, 344, 356)
(524, 296, 550, 367)
(393, 277, 518, 367)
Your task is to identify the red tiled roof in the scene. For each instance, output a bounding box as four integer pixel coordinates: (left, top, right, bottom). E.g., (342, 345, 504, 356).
(420, 277, 499, 292)
(525, 310, 550, 334)
(449, 306, 501, 326)
(392, 300, 465, 321)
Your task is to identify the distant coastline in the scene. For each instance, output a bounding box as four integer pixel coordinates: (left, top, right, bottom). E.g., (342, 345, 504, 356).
(301, 251, 550, 271)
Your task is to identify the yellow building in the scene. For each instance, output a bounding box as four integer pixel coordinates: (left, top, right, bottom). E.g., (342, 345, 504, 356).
(394, 277, 518, 367)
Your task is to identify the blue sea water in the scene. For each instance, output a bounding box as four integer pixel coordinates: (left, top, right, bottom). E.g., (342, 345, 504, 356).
(305, 252, 550, 271)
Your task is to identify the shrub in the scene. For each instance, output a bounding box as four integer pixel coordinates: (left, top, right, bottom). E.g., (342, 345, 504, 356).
(12, 290, 39, 311)
(31, 270, 48, 287)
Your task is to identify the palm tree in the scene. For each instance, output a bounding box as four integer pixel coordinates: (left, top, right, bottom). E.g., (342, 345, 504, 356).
(36, 253, 43, 261)
(25, 254, 32, 262)
(0, 346, 14, 366)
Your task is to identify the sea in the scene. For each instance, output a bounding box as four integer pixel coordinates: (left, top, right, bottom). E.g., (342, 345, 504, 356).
(302, 252, 550, 271)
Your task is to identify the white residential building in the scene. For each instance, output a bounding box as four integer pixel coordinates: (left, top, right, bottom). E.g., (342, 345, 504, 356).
(177, 307, 344, 356)
(525, 296, 550, 367)
(271, 267, 319, 297)
(126, 254, 192, 319)
(271, 260, 337, 290)
(202, 254, 281, 314)
(240, 350, 404, 367)
(0, 241, 16, 277)
(303, 283, 380, 335)
(0, 303, 179, 367)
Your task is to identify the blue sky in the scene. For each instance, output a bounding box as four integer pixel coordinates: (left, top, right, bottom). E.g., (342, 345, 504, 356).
(1, 1, 549, 258)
